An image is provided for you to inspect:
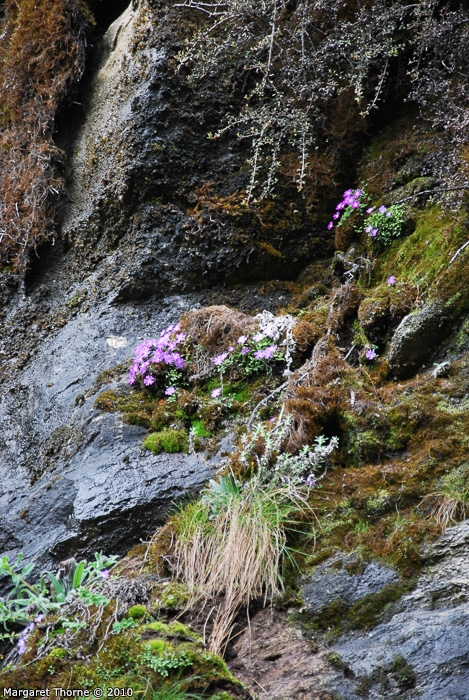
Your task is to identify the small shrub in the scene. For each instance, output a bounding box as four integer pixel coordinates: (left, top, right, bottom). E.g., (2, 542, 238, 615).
(143, 430, 188, 454)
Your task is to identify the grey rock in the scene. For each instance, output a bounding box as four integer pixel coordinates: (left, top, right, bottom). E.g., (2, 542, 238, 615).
(302, 553, 399, 614)
(0, 295, 213, 575)
(387, 302, 452, 378)
(321, 522, 469, 699)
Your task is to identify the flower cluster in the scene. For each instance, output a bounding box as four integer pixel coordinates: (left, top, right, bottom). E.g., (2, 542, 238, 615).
(328, 188, 405, 247)
(328, 189, 362, 230)
(208, 312, 298, 399)
(128, 323, 186, 388)
(364, 204, 405, 245)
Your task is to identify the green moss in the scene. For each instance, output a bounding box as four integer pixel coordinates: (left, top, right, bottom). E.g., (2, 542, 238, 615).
(377, 204, 469, 313)
(127, 605, 147, 621)
(154, 582, 191, 610)
(345, 583, 408, 629)
(143, 429, 188, 454)
(47, 647, 67, 659)
(191, 419, 210, 438)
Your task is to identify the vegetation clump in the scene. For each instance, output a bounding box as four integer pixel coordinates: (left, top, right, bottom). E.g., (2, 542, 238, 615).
(0, 0, 93, 278)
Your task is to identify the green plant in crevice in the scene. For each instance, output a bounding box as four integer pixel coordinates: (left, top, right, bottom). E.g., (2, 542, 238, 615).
(140, 642, 193, 678)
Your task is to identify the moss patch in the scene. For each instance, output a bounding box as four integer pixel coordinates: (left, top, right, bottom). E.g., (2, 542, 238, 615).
(143, 429, 189, 454)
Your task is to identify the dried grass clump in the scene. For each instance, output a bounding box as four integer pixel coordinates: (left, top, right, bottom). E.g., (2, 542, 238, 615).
(421, 464, 469, 528)
(180, 305, 256, 380)
(0, 0, 92, 279)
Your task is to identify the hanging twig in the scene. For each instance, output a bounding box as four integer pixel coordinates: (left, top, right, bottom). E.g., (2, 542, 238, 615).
(449, 240, 469, 265)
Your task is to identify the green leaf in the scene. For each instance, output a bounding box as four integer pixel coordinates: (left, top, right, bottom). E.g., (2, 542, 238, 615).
(72, 561, 85, 589)
(46, 573, 67, 603)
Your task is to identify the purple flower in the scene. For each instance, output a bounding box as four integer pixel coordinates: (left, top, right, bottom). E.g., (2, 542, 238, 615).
(211, 387, 222, 398)
(344, 189, 353, 198)
(34, 614, 44, 623)
(128, 366, 137, 385)
(327, 222, 333, 230)
(165, 386, 176, 396)
(172, 354, 185, 369)
(263, 345, 278, 359)
(241, 347, 250, 355)
(371, 228, 378, 237)
(354, 189, 362, 197)
(386, 211, 392, 217)
(378, 205, 387, 214)
(366, 348, 377, 360)
(333, 212, 340, 220)
(18, 637, 28, 655)
(365, 225, 372, 233)
(306, 474, 317, 488)
(213, 352, 228, 366)
(366, 206, 374, 214)
(252, 333, 265, 342)
(100, 569, 110, 579)
(237, 335, 247, 344)
(143, 375, 155, 386)
(228, 346, 234, 352)
(254, 346, 277, 360)
(387, 275, 396, 285)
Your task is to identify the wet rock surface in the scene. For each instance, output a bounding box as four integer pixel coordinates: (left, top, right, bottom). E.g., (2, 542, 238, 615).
(0, 0, 302, 574)
(0, 291, 213, 574)
(302, 553, 399, 615)
(320, 522, 469, 699)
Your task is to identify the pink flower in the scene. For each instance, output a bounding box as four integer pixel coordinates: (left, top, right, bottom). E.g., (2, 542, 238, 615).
(241, 347, 249, 355)
(366, 348, 376, 360)
(327, 222, 333, 230)
(213, 352, 228, 365)
(387, 275, 396, 285)
(211, 388, 222, 398)
(100, 569, 110, 579)
(165, 386, 176, 395)
(237, 335, 247, 344)
(366, 207, 374, 214)
(143, 375, 155, 386)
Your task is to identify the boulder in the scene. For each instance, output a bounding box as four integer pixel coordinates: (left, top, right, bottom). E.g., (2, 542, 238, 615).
(387, 302, 452, 378)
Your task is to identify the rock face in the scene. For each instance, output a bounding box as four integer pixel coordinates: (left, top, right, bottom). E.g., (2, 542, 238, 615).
(0, 291, 214, 574)
(0, 0, 309, 573)
(302, 553, 399, 615)
(58, 0, 318, 298)
(234, 525, 469, 699)
(298, 522, 469, 699)
(387, 302, 453, 378)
